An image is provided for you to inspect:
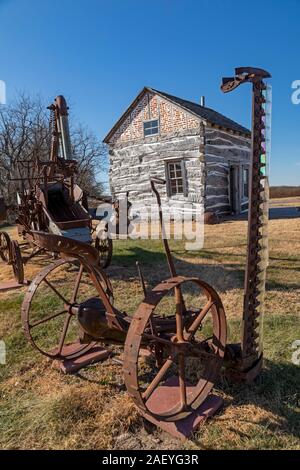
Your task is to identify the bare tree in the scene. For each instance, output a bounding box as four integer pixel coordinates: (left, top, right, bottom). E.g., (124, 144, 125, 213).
(0, 94, 49, 204)
(0, 93, 107, 208)
(71, 125, 108, 197)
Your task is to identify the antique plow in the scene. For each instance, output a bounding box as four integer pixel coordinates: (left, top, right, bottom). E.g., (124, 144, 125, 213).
(221, 67, 272, 381)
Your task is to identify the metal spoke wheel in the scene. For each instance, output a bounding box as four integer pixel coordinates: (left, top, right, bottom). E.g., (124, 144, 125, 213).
(21, 258, 113, 360)
(95, 234, 113, 269)
(0, 231, 12, 263)
(124, 276, 227, 422)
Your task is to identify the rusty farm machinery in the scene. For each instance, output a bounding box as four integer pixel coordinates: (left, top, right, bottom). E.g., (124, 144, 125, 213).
(21, 176, 227, 430)
(0, 95, 112, 291)
(1, 66, 271, 435)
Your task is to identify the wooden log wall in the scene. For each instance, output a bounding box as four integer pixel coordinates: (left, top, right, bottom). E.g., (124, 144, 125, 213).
(204, 127, 251, 214)
(109, 127, 205, 212)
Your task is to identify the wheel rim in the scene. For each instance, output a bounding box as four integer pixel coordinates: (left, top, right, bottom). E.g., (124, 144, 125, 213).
(21, 258, 113, 359)
(0, 231, 11, 263)
(124, 276, 227, 422)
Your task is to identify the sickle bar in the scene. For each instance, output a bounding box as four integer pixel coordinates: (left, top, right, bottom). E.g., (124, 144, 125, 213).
(221, 67, 272, 379)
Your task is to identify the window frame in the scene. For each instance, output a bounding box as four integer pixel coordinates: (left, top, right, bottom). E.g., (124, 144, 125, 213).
(165, 159, 187, 197)
(143, 118, 160, 137)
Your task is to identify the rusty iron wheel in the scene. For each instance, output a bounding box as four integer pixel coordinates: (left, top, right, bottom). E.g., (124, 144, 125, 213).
(0, 231, 12, 264)
(21, 258, 112, 360)
(95, 235, 113, 269)
(11, 240, 24, 284)
(124, 276, 227, 422)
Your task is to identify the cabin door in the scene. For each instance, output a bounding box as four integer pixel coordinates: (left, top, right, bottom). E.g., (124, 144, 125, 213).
(229, 165, 240, 214)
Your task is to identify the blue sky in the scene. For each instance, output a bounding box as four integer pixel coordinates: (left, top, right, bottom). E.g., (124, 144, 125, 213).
(0, 0, 299, 185)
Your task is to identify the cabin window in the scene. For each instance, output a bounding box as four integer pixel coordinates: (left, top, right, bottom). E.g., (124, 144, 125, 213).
(167, 161, 185, 196)
(143, 119, 159, 137)
(243, 167, 249, 199)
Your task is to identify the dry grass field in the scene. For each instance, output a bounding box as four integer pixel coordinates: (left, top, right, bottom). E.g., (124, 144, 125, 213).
(269, 196, 300, 207)
(0, 206, 299, 450)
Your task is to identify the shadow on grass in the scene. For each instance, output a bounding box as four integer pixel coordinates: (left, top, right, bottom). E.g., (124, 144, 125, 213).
(266, 279, 300, 291)
(108, 245, 245, 294)
(109, 245, 299, 298)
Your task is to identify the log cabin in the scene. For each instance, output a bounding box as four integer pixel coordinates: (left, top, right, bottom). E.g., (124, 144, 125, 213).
(103, 87, 251, 218)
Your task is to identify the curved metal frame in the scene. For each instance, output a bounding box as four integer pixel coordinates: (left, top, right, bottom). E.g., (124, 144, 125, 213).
(124, 276, 226, 421)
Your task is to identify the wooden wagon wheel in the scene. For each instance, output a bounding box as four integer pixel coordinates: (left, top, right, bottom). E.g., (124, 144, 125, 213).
(11, 240, 24, 284)
(95, 232, 113, 269)
(21, 258, 113, 360)
(0, 231, 12, 263)
(124, 276, 227, 422)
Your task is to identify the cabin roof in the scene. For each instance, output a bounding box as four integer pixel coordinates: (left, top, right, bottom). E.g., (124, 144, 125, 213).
(103, 86, 251, 143)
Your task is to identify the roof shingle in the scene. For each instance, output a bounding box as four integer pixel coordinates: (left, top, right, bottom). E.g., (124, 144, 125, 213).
(103, 86, 251, 142)
(150, 88, 251, 136)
